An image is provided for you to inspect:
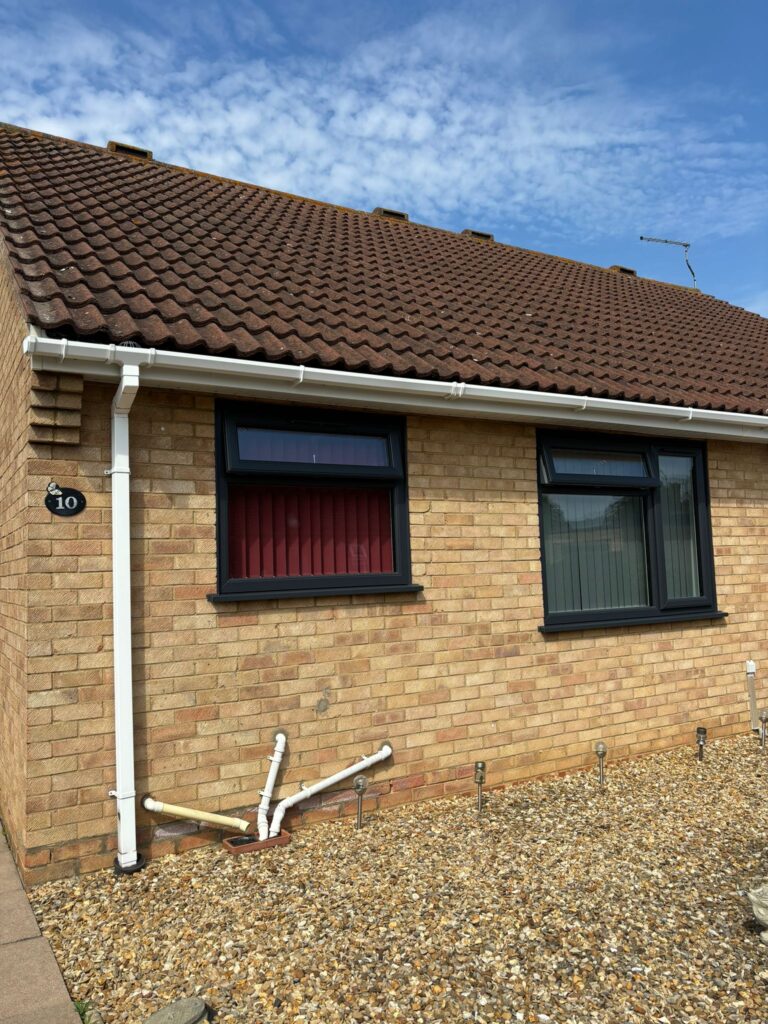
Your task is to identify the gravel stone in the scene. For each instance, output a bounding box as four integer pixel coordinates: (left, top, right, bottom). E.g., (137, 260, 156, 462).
(29, 736, 768, 1023)
(144, 996, 208, 1023)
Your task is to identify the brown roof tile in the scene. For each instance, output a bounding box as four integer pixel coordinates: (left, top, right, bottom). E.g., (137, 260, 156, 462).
(2, 122, 768, 414)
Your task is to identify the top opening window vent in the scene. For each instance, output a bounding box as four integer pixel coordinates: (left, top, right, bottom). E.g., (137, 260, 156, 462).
(372, 207, 409, 222)
(461, 229, 495, 241)
(107, 140, 153, 160)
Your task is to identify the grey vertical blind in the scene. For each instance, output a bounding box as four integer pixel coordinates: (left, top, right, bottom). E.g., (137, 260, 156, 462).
(659, 455, 701, 599)
(541, 493, 649, 612)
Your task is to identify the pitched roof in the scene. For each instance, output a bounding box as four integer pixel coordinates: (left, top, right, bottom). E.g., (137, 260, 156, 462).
(1, 122, 767, 415)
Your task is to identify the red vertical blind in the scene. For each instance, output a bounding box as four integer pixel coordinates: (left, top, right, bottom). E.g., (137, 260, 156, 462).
(228, 484, 394, 580)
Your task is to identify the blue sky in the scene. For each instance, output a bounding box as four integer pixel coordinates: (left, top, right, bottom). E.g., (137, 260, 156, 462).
(2, 0, 766, 313)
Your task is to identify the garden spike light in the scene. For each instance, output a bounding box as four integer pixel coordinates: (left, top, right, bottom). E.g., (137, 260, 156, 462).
(474, 761, 486, 815)
(696, 726, 707, 761)
(595, 741, 608, 786)
(760, 710, 768, 754)
(353, 774, 369, 830)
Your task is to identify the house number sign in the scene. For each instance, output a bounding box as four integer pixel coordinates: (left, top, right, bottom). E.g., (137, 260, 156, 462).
(45, 482, 86, 517)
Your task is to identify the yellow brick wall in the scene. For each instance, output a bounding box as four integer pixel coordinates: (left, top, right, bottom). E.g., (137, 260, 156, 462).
(18, 382, 768, 883)
(0, 238, 32, 866)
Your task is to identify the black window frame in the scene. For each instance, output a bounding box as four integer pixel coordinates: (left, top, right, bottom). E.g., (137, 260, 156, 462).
(537, 430, 724, 633)
(209, 400, 421, 602)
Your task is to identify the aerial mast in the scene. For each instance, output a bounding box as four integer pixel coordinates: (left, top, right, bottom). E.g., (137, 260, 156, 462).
(639, 236, 697, 289)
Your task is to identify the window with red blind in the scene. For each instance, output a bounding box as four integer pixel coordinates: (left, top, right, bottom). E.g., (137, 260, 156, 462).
(211, 401, 420, 601)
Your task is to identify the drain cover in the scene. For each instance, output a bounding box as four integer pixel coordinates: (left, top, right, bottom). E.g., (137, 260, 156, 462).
(144, 996, 208, 1024)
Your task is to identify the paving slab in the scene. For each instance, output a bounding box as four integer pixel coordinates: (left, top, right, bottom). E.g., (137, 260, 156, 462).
(0, 828, 81, 1024)
(0, 889, 40, 944)
(0, 842, 22, 895)
(0, 937, 81, 1022)
(5, 1007, 83, 1024)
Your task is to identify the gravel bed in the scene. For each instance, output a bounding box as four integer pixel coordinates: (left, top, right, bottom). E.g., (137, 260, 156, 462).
(30, 736, 768, 1024)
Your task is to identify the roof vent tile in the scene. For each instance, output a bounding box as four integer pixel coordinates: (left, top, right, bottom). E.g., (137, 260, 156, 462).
(608, 265, 638, 276)
(461, 229, 495, 241)
(372, 207, 409, 222)
(107, 140, 153, 161)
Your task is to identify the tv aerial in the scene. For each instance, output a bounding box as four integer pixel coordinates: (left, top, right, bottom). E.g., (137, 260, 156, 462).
(639, 236, 697, 289)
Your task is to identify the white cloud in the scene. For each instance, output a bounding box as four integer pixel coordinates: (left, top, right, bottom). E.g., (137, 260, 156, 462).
(0, 2, 766, 245)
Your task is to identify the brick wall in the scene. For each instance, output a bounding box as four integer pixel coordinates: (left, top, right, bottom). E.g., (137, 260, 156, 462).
(0, 238, 32, 865)
(17, 382, 768, 884)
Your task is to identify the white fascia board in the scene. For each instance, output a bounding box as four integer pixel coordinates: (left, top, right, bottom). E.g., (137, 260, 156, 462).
(24, 333, 768, 443)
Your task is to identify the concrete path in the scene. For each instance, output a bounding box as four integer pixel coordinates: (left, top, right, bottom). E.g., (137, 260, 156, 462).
(0, 828, 81, 1024)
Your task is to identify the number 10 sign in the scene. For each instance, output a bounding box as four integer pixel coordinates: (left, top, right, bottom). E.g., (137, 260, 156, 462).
(45, 482, 87, 517)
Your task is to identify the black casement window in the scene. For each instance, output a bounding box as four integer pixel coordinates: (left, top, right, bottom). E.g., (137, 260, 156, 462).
(211, 401, 420, 601)
(537, 431, 723, 632)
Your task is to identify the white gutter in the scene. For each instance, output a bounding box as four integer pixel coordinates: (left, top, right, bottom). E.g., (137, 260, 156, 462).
(257, 731, 287, 841)
(23, 334, 768, 442)
(107, 363, 143, 873)
(268, 743, 392, 837)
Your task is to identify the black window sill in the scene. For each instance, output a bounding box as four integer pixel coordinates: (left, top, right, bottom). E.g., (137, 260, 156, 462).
(539, 609, 728, 634)
(208, 583, 424, 603)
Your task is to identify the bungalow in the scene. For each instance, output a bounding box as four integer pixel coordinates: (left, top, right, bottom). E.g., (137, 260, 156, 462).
(1, 122, 767, 885)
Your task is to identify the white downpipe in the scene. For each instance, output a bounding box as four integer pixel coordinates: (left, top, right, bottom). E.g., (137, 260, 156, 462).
(108, 364, 141, 872)
(142, 796, 251, 833)
(268, 743, 392, 837)
(257, 732, 287, 841)
(22, 334, 768, 443)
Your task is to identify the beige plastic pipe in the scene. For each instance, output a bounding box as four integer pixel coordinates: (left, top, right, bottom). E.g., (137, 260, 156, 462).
(142, 796, 250, 833)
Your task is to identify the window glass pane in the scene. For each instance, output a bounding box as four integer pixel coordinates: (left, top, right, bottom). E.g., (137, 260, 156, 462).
(542, 493, 649, 613)
(659, 455, 702, 599)
(550, 449, 648, 477)
(237, 427, 390, 467)
(228, 483, 394, 580)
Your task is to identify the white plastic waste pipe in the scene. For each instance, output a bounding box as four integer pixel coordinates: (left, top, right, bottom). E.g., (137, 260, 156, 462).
(142, 796, 251, 833)
(268, 743, 392, 837)
(257, 732, 287, 841)
(107, 364, 142, 873)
